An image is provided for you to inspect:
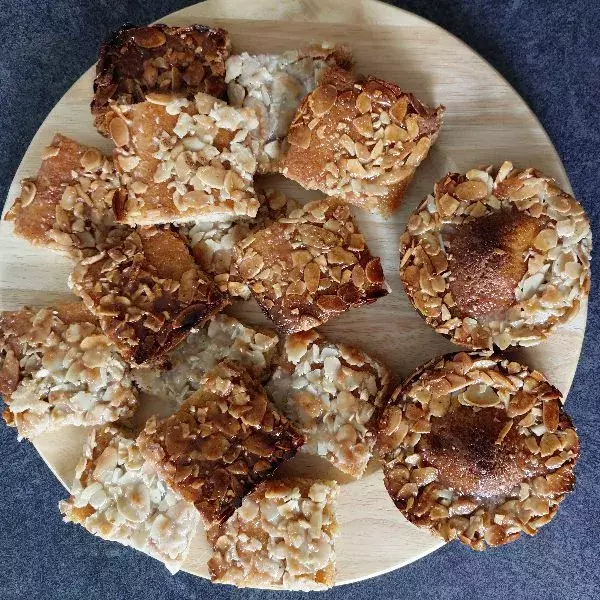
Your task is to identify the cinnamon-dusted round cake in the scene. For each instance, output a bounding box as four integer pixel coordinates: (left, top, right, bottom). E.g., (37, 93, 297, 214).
(399, 162, 591, 349)
(377, 352, 579, 550)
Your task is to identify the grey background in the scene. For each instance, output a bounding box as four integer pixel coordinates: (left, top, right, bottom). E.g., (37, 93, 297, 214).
(1, 1, 599, 599)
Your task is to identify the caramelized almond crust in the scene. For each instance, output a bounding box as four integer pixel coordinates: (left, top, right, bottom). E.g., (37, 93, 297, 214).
(208, 478, 339, 590)
(0, 303, 136, 439)
(137, 361, 305, 527)
(92, 24, 231, 135)
(109, 95, 261, 226)
(266, 330, 391, 478)
(400, 163, 592, 349)
(281, 75, 444, 216)
(229, 197, 389, 333)
(377, 352, 579, 550)
(5, 134, 124, 257)
(69, 227, 229, 365)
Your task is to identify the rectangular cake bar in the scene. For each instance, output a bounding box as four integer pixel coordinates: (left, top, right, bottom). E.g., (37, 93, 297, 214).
(0, 303, 137, 439)
(266, 330, 390, 477)
(137, 360, 304, 527)
(281, 74, 444, 216)
(109, 93, 262, 226)
(5, 134, 124, 258)
(92, 24, 231, 136)
(69, 227, 229, 365)
(133, 313, 279, 407)
(208, 477, 339, 590)
(60, 425, 199, 573)
(230, 197, 389, 333)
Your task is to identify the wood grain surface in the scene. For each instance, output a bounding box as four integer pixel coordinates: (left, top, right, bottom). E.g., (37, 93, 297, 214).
(0, 0, 587, 586)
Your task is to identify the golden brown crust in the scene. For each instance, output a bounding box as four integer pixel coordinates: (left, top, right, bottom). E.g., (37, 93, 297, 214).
(377, 352, 579, 550)
(281, 75, 443, 216)
(5, 134, 123, 257)
(92, 24, 231, 136)
(108, 95, 261, 226)
(400, 163, 592, 349)
(69, 227, 229, 365)
(228, 197, 389, 334)
(137, 361, 305, 527)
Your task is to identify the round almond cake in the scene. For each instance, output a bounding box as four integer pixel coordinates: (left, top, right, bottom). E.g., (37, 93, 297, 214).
(377, 352, 580, 550)
(399, 162, 591, 349)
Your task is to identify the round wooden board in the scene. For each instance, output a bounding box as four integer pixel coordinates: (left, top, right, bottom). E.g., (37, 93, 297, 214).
(0, 0, 588, 587)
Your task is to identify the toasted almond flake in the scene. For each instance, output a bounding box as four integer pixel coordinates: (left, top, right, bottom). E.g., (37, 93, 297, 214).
(109, 117, 130, 147)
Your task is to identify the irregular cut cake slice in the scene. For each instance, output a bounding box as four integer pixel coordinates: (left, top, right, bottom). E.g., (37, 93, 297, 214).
(226, 43, 353, 173)
(280, 74, 444, 216)
(69, 227, 229, 365)
(92, 24, 231, 136)
(0, 303, 137, 439)
(137, 361, 305, 527)
(5, 134, 124, 258)
(266, 330, 390, 477)
(230, 197, 389, 333)
(109, 93, 261, 226)
(133, 313, 279, 407)
(208, 478, 339, 590)
(60, 426, 199, 573)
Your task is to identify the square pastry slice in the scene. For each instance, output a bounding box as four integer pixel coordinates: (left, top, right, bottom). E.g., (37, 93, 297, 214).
(109, 93, 261, 226)
(133, 314, 279, 407)
(5, 134, 124, 258)
(281, 75, 444, 216)
(225, 44, 353, 173)
(266, 330, 390, 478)
(208, 478, 339, 590)
(92, 24, 231, 136)
(69, 227, 229, 365)
(60, 426, 199, 573)
(137, 361, 305, 527)
(0, 303, 137, 439)
(230, 197, 389, 333)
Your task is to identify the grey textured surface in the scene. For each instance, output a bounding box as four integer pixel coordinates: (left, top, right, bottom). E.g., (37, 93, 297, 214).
(1, 1, 599, 599)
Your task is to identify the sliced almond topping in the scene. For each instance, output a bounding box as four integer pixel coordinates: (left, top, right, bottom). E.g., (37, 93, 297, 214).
(355, 91, 372, 114)
(303, 262, 321, 293)
(309, 85, 337, 117)
(542, 399, 560, 433)
(19, 180, 37, 208)
(109, 117, 130, 147)
(288, 125, 312, 149)
(454, 180, 488, 201)
(132, 27, 167, 48)
(80, 149, 103, 172)
(533, 228, 558, 252)
(352, 114, 374, 138)
(389, 97, 408, 123)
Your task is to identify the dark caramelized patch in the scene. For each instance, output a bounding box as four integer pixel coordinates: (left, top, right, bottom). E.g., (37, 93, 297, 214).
(92, 24, 231, 135)
(420, 405, 543, 499)
(445, 209, 545, 319)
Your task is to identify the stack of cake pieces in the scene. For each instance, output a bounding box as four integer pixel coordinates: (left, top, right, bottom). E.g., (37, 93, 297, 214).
(2, 20, 446, 588)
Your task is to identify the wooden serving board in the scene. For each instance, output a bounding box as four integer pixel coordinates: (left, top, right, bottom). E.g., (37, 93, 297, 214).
(0, 0, 588, 587)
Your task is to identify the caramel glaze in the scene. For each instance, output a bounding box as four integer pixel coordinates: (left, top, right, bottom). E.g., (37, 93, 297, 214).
(419, 405, 546, 500)
(444, 208, 546, 319)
